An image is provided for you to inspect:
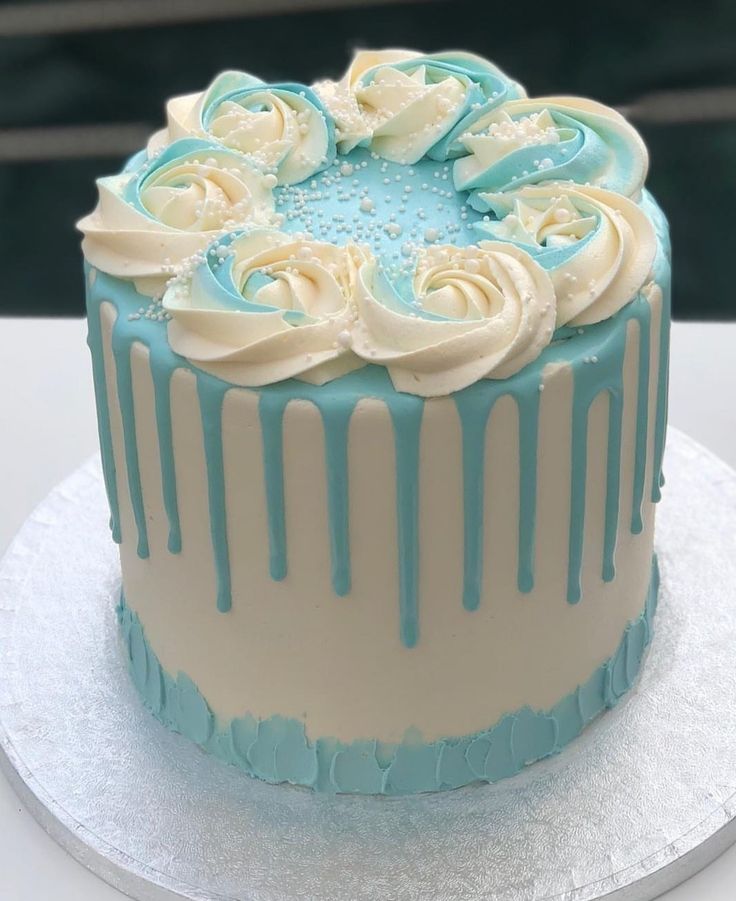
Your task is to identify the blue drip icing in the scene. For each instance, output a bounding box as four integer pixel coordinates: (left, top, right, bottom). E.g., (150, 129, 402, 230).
(110, 315, 149, 559)
(259, 394, 289, 582)
(652, 278, 671, 503)
(85, 292, 121, 543)
(566, 323, 627, 604)
(454, 385, 498, 611)
(454, 372, 540, 610)
(602, 388, 624, 582)
(318, 401, 354, 597)
(150, 356, 181, 554)
(631, 305, 652, 534)
(387, 394, 424, 648)
(516, 388, 540, 593)
(87, 245, 668, 645)
(196, 375, 231, 612)
(118, 555, 659, 795)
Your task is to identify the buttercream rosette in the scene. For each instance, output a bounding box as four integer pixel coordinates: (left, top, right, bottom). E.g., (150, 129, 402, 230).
(149, 71, 335, 185)
(475, 183, 656, 326)
(162, 230, 366, 386)
(314, 49, 525, 162)
(351, 242, 556, 396)
(454, 97, 648, 204)
(78, 138, 276, 295)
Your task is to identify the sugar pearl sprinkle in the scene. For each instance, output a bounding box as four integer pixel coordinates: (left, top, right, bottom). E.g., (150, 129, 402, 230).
(274, 149, 483, 281)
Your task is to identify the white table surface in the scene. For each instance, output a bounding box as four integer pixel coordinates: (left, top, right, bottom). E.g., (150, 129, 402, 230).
(0, 316, 735, 900)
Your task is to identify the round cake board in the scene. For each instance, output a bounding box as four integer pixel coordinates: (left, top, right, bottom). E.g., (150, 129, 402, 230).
(1, 428, 736, 901)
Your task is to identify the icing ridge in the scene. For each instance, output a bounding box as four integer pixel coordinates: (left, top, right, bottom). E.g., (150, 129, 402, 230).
(118, 556, 659, 795)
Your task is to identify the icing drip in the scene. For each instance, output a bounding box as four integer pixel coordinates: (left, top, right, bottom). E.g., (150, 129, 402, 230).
(454, 373, 541, 609)
(631, 304, 652, 534)
(454, 385, 497, 611)
(388, 394, 424, 648)
(111, 315, 149, 559)
(86, 223, 669, 646)
(320, 401, 355, 596)
(117, 555, 659, 794)
(86, 292, 121, 544)
(197, 375, 231, 612)
(259, 394, 289, 582)
(150, 357, 181, 554)
(652, 278, 671, 502)
(566, 326, 626, 604)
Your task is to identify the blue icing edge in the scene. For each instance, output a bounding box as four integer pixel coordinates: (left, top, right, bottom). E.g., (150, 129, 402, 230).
(117, 555, 659, 795)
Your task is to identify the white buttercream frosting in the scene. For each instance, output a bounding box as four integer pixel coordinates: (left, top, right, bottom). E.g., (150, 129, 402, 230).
(476, 183, 657, 326)
(78, 141, 276, 295)
(148, 72, 334, 186)
(78, 50, 659, 394)
(314, 49, 420, 153)
(162, 231, 366, 386)
(314, 49, 525, 163)
(351, 242, 556, 396)
(454, 96, 649, 199)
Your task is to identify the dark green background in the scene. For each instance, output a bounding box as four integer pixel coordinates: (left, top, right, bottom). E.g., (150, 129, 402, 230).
(1, 0, 734, 318)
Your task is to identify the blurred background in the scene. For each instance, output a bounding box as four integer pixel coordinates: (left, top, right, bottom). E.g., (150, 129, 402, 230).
(0, 0, 733, 318)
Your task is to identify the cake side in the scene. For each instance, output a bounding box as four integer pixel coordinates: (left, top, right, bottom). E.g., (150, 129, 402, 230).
(79, 49, 670, 794)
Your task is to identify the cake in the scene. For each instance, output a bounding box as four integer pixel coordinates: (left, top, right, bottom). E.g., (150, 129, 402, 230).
(78, 49, 670, 795)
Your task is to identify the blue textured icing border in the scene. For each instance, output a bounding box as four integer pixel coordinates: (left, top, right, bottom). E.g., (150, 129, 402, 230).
(117, 556, 659, 796)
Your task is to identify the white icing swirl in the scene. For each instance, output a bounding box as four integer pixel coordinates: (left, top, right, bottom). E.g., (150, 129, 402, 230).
(78, 140, 275, 296)
(149, 71, 334, 185)
(352, 243, 556, 396)
(314, 50, 420, 153)
(454, 96, 648, 200)
(477, 184, 657, 326)
(162, 231, 366, 386)
(314, 49, 525, 163)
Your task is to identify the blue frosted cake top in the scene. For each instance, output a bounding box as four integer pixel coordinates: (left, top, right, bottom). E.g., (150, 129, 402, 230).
(79, 48, 658, 398)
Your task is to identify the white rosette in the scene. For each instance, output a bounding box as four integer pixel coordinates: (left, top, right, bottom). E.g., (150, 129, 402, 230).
(314, 49, 421, 153)
(454, 96, 648, 200)
(314, 49, 525, 163)
(352, 242, 556, 396)
(148, 71, 334, 186)
(79, 142, 276, 296)
(162, 231, 367, 386)
(476, 183, 657, 326)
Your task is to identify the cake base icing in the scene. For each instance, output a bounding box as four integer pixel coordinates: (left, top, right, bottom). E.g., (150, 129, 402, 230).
(118, 557, 658, 795)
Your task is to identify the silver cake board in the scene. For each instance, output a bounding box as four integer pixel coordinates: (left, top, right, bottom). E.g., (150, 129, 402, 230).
(1, 428, 736, 901)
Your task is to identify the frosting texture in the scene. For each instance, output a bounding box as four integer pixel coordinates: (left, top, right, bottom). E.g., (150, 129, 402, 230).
(79, 47, 656, 396)
(352, 242, 556, 395)
(151, 71, 335, 185)
(163, 230, 365, 385)
(117, 556, 659, 794)
(79, 138, 277, 295)
(475, 183, 657, 326)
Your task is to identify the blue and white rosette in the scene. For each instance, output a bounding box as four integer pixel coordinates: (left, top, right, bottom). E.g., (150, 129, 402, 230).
(78, 137, 277, 295)
(151, 71, 336, 185)
(315, 49, 526, 163)
(81, 49, 659, 396)
(454, 96, 648, 205)
(162, 230, 365, 386)
(474, 183, 656, 326)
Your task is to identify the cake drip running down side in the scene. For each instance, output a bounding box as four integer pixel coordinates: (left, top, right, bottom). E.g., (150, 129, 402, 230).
(86, 241, 669, 647)
(80, 47, 671, 793)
